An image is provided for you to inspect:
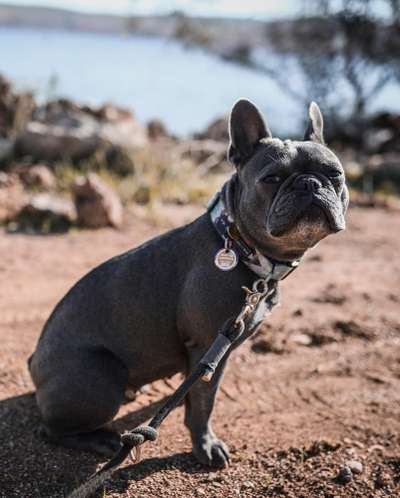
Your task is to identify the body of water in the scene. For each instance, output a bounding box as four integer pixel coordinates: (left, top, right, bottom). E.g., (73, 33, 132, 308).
(0, 27, 398, 136)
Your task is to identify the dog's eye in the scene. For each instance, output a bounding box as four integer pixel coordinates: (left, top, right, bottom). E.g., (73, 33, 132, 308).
(261, 175, 281, 184)
(329, 170, 342, 178)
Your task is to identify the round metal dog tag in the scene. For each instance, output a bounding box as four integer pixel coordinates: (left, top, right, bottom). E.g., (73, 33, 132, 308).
(215, 248, 238, 271)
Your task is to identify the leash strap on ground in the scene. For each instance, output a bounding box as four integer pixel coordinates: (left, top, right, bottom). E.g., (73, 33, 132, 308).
(68, 278, 276, 498)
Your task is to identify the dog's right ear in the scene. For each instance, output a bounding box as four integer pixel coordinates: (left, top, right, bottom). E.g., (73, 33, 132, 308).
(228, 99, 271, 167)
(304, 101, 324, 144)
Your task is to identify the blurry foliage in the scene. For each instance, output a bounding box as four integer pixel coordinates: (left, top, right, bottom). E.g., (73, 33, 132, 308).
(347, 170, 400, 196)
(173, 11, 212, 48)
(50, 142, 135, 192)
(45, 73, 60, 102)
(222, 43, 252, 65)
(261, 0, 400, 132)
(0, 75, 35, 139)
(116, 147, 224, 207)
(52, 144, 225, 209)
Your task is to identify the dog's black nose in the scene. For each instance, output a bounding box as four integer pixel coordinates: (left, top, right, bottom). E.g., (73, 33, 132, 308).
(294, 175, 321, 192)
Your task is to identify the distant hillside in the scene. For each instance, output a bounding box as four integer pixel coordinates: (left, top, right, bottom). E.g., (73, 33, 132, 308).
(0, 3, 164, 35)
(0, 4, 276, 56)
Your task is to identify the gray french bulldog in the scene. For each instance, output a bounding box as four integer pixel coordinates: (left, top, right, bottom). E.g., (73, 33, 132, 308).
(29, 99, 348, 468)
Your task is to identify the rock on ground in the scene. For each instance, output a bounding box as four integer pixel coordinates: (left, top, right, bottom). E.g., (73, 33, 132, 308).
(72, 173, 123, 228)
(14, 193, 76, 233)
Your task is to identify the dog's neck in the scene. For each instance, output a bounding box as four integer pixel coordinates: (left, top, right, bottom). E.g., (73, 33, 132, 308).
(208, 176, 299, 280)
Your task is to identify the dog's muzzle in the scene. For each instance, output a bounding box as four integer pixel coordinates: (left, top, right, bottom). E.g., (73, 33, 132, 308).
(267, 174, 345, 236)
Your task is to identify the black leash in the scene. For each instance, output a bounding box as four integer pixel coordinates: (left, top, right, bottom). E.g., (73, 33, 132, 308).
(68, 277, 277, 498)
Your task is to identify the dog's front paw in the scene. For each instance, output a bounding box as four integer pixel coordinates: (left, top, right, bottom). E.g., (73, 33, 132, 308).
(192, 431, 230, 468)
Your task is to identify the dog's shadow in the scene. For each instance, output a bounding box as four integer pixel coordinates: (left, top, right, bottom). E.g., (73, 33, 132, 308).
(0, 393, 200, 498)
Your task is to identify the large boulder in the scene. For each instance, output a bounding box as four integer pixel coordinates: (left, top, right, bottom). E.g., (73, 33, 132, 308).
(15, 120, 100, 162)
(99, 104, 148, 149)
(72, 173, 123, 228)
(14, 99, 148, 163)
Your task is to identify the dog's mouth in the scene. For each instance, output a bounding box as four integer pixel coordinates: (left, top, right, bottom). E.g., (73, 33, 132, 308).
(267, 189, 345, 239)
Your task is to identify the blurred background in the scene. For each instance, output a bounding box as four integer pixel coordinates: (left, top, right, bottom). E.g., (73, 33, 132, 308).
(0, 0, 399, 231)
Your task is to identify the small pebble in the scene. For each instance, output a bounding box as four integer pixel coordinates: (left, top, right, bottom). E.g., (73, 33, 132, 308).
(291, 333, 312, 346)
(346, 460, 363, 474)
(242, 480, 255, 488)
(335, 465, 353, 484)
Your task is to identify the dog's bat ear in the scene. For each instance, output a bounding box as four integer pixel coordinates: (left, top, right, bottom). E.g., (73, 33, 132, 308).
(304, 101, 324, 144)
(228, 99, 271, 167)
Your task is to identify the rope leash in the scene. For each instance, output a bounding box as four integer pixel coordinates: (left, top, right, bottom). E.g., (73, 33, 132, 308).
(67, 277, 276, 498)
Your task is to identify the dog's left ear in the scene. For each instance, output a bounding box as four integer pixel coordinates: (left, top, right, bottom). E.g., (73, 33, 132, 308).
(304, 101, 324, 144)
(228, 99, 271, 167)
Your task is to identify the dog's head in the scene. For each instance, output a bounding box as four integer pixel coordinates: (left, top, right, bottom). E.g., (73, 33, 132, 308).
(228, 99, 349, 262)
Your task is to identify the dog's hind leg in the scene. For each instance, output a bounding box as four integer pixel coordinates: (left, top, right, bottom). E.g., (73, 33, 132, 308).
(30, 348, 128, 458)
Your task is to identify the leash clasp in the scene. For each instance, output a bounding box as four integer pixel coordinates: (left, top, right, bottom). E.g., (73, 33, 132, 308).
(235, 278, 271, 326)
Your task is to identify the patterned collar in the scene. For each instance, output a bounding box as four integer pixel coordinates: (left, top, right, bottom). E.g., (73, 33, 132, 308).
(207, 179, 300, 281)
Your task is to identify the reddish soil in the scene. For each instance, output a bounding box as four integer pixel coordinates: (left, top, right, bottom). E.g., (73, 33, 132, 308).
(0, 205, 399, 498)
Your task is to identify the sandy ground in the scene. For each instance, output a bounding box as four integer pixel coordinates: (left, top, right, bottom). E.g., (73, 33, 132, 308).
(0, 205, 399, 498)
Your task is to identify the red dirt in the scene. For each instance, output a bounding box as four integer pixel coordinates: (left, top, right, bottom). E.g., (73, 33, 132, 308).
(0, 205, 400, 498)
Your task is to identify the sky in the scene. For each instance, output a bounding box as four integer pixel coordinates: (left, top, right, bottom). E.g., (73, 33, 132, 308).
(1, 0, 301, 18)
